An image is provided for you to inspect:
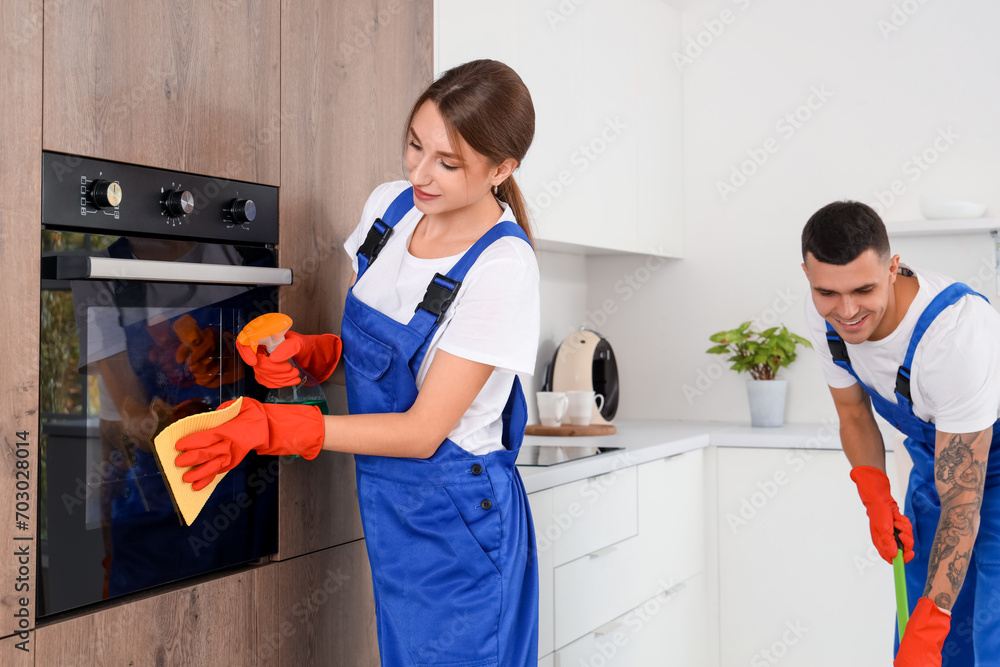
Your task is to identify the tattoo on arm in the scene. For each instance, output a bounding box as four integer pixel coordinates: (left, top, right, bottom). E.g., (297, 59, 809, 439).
(923, 431, 988, 603)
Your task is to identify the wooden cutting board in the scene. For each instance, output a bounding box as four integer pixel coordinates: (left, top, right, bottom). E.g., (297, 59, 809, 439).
(524, 423, 617, 437)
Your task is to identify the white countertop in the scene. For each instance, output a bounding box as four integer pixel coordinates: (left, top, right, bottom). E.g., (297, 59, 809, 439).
(516, 419, 899, 493)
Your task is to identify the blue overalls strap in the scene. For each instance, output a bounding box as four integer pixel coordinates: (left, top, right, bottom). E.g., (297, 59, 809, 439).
(404, 221, 531, 377)
(824, 324, 867, 385)
(356, 186, 415, 280)
(407, 220, 531, 337)
(823, 322, 888, 403)
(894, 282, 987, 408)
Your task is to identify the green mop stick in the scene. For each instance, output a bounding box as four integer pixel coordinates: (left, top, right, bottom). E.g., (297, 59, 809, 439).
(894, 529, 909, 639)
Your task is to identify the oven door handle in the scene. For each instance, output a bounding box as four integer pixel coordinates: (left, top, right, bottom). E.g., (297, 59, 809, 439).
(53, 256, 293, 286)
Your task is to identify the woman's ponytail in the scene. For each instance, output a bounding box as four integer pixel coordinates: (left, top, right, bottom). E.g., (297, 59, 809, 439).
(496, 176, 534, 248)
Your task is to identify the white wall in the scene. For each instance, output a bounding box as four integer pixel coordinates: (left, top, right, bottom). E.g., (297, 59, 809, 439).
(524, 250, 589, 424)
(584, 0, 1000, 424)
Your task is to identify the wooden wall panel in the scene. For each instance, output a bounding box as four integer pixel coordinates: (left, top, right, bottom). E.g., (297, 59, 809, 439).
(0, 633, 33, 667)
(34, 568, 272, 667)
(0, 0, 42, 645)
(276, 0, 434, 558)
(273, 540, 379, 666)
(42, 0, 281, 185)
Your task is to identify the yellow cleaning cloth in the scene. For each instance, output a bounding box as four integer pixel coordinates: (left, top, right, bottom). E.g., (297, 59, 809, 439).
(152, 397, 244, 526)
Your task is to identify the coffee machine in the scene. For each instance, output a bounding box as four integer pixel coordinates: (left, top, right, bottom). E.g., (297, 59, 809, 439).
(542, 328, 619, 425)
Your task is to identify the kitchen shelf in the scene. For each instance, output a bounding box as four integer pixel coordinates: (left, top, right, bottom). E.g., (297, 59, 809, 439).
(884, 218, 1000, 293)
(884, 218, 999, 237)
(534, 235, 682, 259)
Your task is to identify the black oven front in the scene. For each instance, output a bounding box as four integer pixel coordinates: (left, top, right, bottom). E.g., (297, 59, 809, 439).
(38, 152, 291, 618)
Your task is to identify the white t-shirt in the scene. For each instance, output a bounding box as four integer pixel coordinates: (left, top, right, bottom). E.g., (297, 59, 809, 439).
(344, 180, 540, 455)
(805, 265, 1000, 434)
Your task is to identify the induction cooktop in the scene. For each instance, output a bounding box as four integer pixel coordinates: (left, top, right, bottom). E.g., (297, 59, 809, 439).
(515, 445, 625, 467)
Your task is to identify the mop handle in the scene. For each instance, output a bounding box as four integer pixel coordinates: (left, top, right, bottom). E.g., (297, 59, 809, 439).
(894, 529, 909, 638)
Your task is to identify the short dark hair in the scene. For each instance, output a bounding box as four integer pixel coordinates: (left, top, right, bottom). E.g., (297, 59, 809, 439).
(801, 201, 890, 265)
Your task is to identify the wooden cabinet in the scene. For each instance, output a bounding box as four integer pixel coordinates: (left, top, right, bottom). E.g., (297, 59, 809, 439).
(436, 0, 683, 257)
(530, 449, 709, 665)
(274, 0, 433, 559)
(35, 567, 270, 666)
(716, 447, 900, 666)
(0, 633, 33, 667)
(33, 540, 377, 666)
(269, 539, 380, 665)
(5, 0, 432, 661)
(42, 0, 282, 185)
(0, 0, 43, 643)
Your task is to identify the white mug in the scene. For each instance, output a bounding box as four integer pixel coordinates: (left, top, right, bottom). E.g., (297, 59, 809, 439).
(536, 391, 569, 427)
(566, 390, 605, 426)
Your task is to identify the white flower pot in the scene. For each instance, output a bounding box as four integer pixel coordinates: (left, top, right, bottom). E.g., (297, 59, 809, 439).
(746, 379, 787, 428)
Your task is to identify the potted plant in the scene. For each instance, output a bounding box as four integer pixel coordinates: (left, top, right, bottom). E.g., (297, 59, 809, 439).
(706, 322, 812, 427)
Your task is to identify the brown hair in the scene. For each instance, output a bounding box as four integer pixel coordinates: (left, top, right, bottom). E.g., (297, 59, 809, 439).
(403, 59, 536, 247)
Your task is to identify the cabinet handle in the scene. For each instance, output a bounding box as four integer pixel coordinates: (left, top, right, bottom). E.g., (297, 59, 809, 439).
(593, 620, 623, 637)
(589, 545, 618, 559)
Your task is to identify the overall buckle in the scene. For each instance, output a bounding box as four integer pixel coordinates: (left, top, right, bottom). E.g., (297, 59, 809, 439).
(895, 366, 912, 403)
(358, 219, 393, 263)
(826, 331, 850, 364)
(416, 274, 463, 324)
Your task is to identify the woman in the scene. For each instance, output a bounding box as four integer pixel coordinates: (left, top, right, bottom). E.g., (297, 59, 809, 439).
(175, 59, 541, 666)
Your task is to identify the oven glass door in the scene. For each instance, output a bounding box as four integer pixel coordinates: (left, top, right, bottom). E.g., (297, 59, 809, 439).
(39, 230, 282, 618)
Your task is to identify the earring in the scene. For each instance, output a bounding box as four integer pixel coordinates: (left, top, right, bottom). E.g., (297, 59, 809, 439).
(492, 184, 499, 195)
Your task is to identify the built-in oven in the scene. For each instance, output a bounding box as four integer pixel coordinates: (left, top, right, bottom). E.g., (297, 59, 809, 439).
(38, 151, 291, 618)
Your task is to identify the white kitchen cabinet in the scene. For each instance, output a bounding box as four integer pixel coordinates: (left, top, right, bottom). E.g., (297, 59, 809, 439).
(529, 448, 710, 660)
(716, 447, 900, 667)
(637, 450, 707, 589)
(529, 488, 556, 661)
(435, 0, 683, 257)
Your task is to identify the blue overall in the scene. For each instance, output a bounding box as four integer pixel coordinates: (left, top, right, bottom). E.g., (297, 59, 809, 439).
(826, 283, 1000, 665)
(341, 187, 539, 666)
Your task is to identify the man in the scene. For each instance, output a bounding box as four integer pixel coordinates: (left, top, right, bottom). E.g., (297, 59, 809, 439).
(801, 201, 1000, 666)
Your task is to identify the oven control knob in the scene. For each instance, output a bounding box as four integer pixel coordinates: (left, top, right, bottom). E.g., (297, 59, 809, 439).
(90, 180, 122, 209)
(164, 190, 194, 217)
(228, 199, 256, 224)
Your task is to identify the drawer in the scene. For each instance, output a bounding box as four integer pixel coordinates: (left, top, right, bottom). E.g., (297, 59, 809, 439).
(637, 449, 706, 585)
(546, 466, 638, 567)
(553, 533, 649, 648)
(554, 575, 710, 666)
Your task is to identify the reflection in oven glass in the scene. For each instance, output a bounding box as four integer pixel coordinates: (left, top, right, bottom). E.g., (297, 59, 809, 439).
(38, 231, 280, 617)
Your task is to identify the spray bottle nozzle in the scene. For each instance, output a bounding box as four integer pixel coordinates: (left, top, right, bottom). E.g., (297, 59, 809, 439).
(237, 313, 293, 355)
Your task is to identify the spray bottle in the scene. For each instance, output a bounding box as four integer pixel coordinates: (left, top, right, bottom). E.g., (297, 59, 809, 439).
(237, 313, 329, 415)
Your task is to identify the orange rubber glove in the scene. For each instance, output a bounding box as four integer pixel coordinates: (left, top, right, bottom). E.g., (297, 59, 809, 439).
(236, 331, 343, 389)
(850, 466, 915, 564)
(175, 398, 325, 491)
(894, 597, 951, 666)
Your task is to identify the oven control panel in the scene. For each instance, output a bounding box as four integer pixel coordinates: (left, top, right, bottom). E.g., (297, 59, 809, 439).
(41, 152, 280, 245)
